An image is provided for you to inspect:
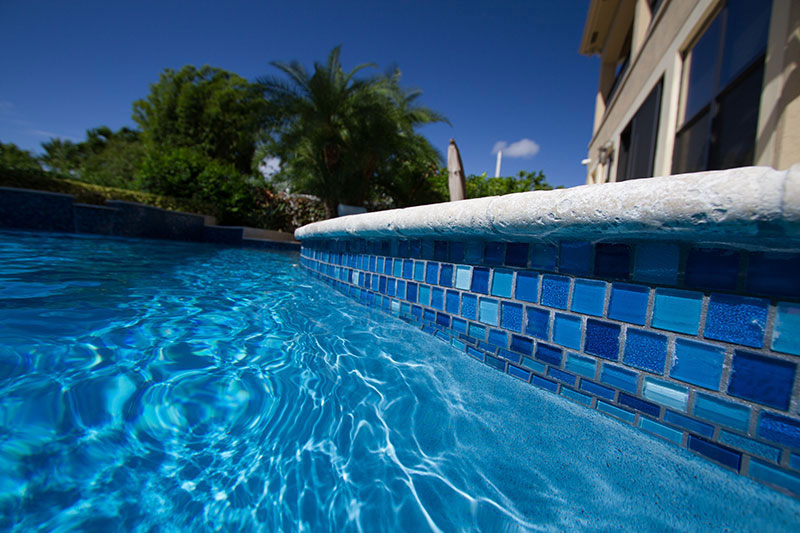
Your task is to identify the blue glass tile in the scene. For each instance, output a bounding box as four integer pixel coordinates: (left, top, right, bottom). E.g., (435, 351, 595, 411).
(749, 460, 800, 496)
(431, 288, 444, 310)
(757, 411, 800, 449)
(570, 278, 606, 317)
(398, 241, 408, 258)
(608, 283, 649, 325)
(670, 338, 725, 390)
(639, 417, 683, 444)
(469, 323, 487, 340)
(478, 341, 495, 353)
(553, 314, 582, 350)
(478, 298, 499, 326)
(505, 242, 529, 267)
(747, 252, 800, 297)
(471, 267, 490, 294)
(461, 293, 477, 320)
(515, 272, 539, 303)
(579, 379, 615, 400)
(411, 304, 422, 318)
(566, 353, 597, 378)
(421, 240, 434, 260)
(410, 240, 421, 258)
(446, 290, 460, 314)
(485, 354, 506, 371)
(541, 275, 570, 309)
(402, 259, 413, 279)
(501, 302, 523, 333)
(491, 269, 514, 298)
(425, 262, 439, 284)
(531, 243, 557, 271)
(525, 307, 550, 340)
(664, 410, 714, 438)
(401, 302, 411, 315)
(406, 282, 418, 303)
(452, 317, 467, 334)
(532, 375, 559, 393)
(561, 387, 592, 405)
(685, 248, 740, 290)
(597, 401, 636, 424)
(642, 377, 688, 411)
(508, 364, 531, 381)
(633, 243, 681, 285)
(704, 294, 768, 348)
(688, 436, 741, 471)
(439, 264, 454, 287)
(536, 342, 563, 366)
(623, 329, 667, 374)
(693, 393, 750, 432)
(594, 243, 631, 279)
(488, 329, 507, 348)
(559, 241, 592, 276)
(549, 367, 576, 385)
(465, 242, 483, 264)
(393, 259, 402, 278)
(484, 242, 504, 265)
(379, 276, 387, 293)
(434, 240, 448, 261)
(499, 349, 521, 364)
(772, 302, 800, 356)
(719, 431, 780, 462)
(510, 335, 534, 356)
(522, 357, 545, 373)
(618, 393, 660, 417)
(651, 289, 703, 335)
(793, 454, 800, 471)
(423, 308, 435, 323)
(727, 350, 796, 410)
(467, 346, 484, 361)
(600, 364, 638, 393)
(418, 285, 431, 306)
(396, 281, 406, 299)
(584, 319, 620, 361)
(414, 261, 425, 282)
(449, 242, 465, 263)
(369, 256, 376, 272)
(455, 266, 471, 290)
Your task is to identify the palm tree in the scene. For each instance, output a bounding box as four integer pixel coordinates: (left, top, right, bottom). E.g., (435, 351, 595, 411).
(258, 46, 448, 217)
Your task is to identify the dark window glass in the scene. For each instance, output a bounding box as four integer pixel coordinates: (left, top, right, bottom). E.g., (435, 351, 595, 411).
(617, 80, 662, 181)
(720, 0, 771, 86)
(683, 15, 721, 122)
(673, 109, 711, 174)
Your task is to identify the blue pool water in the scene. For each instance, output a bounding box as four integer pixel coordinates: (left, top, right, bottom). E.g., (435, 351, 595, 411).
(1, 230, 799, 531)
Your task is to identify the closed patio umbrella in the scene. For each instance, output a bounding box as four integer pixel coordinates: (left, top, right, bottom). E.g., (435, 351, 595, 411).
(447, 138, 467, 201)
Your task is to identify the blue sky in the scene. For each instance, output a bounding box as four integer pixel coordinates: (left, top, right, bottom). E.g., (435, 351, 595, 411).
(0, 1, 598, 188)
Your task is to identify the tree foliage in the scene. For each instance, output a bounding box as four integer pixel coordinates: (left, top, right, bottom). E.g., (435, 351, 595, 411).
(0, 141, 42, 172)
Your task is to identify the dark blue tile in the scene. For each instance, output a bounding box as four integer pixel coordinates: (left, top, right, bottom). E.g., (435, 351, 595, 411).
(548, 367, 576, 385)
(398, 240, 409, 257)
(623, 329, 668, 374)
(727, 350, 796, 410)
(431, 288, 444, 310)
(579, 379, 616, 400)
(594, 243, 631, 279)
(384, 258, 393, 275)
(484, 242, 505, 265)
(508, 365, 530, 381)
(411, 305, 422, 318)
(663, 410, 714, 438)
(426, 262, 439, 284)
(515, 272, 539, 303)
(499, 349, 522, 364)
(618, 393, 660, 417)
(525, 306, 550, 340)
(452, 317, 467, 334)
(536, 342, 563, 366)
(488, 329, 507, 348)
(510, 335, 534, 356)
(449, 242, 465, 263)
(601, 364, 638, 393)
(541, 275, 570, 309)
(439, 264, 454, 287)
(485, 354, 506, 371)
(559, 241, 592, 276)
(402, 259, 413, 279)
(747, 252, 800, 297)
(531, 244, 557, 271)
(758, 411, 800, 449)
(533, 375, 559, 393)
(467, 346, 484, 361)
(406, 282, 418, 303)
(471, 267, 490, 294)
(685, 248, 739, 291)
(445, 290, 460, 314)
(434, 240, 448, 261)
(704, 293, 768, 348)
(410, 240, 422, 258)
(501, 302, 523, 333)
(505, 242, 529, 267)
(584, 319, 620, 361)
(608, 283, 649, 325)
(436, 312, 450, 327)
(688, 436, 741, 471)
(461, 293, 477, 320)
(379, 276, 387, 294)
(387, 279, 397, 297)
(424, 309, 436, 323)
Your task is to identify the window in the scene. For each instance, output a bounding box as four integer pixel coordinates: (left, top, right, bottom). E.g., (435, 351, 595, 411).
(607, 27, 633, 101)
(617, 79, 662, 182)
(672, 0, 771, 174)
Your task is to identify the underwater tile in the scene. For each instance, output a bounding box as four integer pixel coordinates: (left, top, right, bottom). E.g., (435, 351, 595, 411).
(439, 264, 454, 287)
(565, 352, 597, 378)
(536, 342, 563, 366)
(449, 241, 465, 263)
(421, 240, 435, 260)
(608, 283, 649, 325)
(749, 460, 800, 496)
(651, 289, 703, 335)
(461, 293, 477, 320)
(670, 338, 725, 390)
(414, 261, 425, 282)
(549, 367, 577, 386)
(685, 248, 740, 291)
(560, 387, 592, 406)
(719, 431, 780, 462)
(505, 242, 529, 268)
(510, 334, 534, 356)
(522, 356, 545, 373)
(600, 364, 638, 393)
(491, 269, 514, 298)
(584, 319, 620, 361)
(541, 275, 570, 310)
(757, 411, 800, 449)
(553, 313, 582, 350)
(618, 393, 660, 417)
(579, 379, 615, 400)
(533, 375, 559, 393)
(663, 410, 714, 438)
(469, 323, 487, 340)
(430, 287, 444, 310)
(693, 393, 750, 432)
(426, 262, 439, 284)
(406, 282, 418, 303)
(525, 306, 550, 340)
(501, 301, 523, 332)
(478, 298, 499, 326)
(594, 243, 631, 280)
(772, 302, 800, 356)
(642, 377, 688, 412)
(455, 265, 472, 290)
(471, 267, 490, 294)
(704, 293, 768, 348)
(597, 401, 636, 424)
(531, 243, 557, 271)
(484, 242, 505, 265)
(570, 278, 607, 317)
(434, 240, 448, 262)
(488, 329, 508, 348)
(747, 252, 800, 297)
(727, 350, 796, 410)
(402, 259, 413, 279)
(452, 317, 467, 334)
(465, 242, 483, 264)
(688, 436, 741, 471)
(623, 329, 667, 374)
(446, 290, 460, 314)
(436, 312, 450, 328)
(515, 271, 539, 303)
(418, 285, 431, 306)
(559, 241, 592, 276)
(508, 365, 531, 381)
(638, 417, 683, 444)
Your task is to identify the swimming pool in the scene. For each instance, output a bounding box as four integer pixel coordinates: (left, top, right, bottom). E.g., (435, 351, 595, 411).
(1, 230, 799, 531)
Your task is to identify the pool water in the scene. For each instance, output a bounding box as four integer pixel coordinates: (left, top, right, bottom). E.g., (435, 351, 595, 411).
(1, 230, 798, 531)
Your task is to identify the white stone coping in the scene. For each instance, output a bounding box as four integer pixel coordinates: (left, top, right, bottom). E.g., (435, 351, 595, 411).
(295, 166, 800, 246)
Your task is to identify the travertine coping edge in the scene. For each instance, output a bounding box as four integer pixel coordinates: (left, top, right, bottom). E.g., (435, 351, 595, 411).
(295, 165, 800, 247)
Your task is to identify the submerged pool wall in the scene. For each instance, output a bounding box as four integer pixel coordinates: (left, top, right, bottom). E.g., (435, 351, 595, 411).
(296, 165, 800, 498)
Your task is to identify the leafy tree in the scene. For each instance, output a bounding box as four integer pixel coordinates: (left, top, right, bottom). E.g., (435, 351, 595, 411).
(0, 141, 42, 172)
(40, 138, 82, 175)
(466, 169, 554, 197)
(132, 65, 268, 174)
(259, 46, 447, 216)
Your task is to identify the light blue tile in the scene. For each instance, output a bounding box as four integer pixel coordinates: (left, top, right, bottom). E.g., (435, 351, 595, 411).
(597, 401, 636, 424)
(719, 431, 780, 462)
(418, 285, 431, 306)
(455, 266, 472, 290)
(522, 357, 546, 373)
(642, 377, 688, 412)
(651, 289, 703, 335)
(565, 352, 597, 378)
(600, 364, 638, 393)
(553, 314, 582, 350)
(479, 298, 499, 326)
(469, 323, 486, 340)
(694, 393, 750, 432)
(749, 460, 800, 496)
(414, 261, 425, 282)
(638, 416, 683, 444)
(561, 387, 592, 406)
(491, 269, 514, 298)
(670, 338, 725, 390)
(570, 279, 606, 317)
(772, 302, 800, 356)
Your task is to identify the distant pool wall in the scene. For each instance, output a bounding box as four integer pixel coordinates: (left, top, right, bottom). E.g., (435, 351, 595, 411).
(296, 165, 800, 497)
(0, 186, 300, 250)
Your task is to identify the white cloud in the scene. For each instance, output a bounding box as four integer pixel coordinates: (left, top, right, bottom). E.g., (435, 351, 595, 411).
(29, 129, 79, 141)
(492, 138, 540, 158)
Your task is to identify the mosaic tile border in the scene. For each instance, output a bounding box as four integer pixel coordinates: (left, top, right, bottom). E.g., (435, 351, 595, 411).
(300, 236, 800, 498)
